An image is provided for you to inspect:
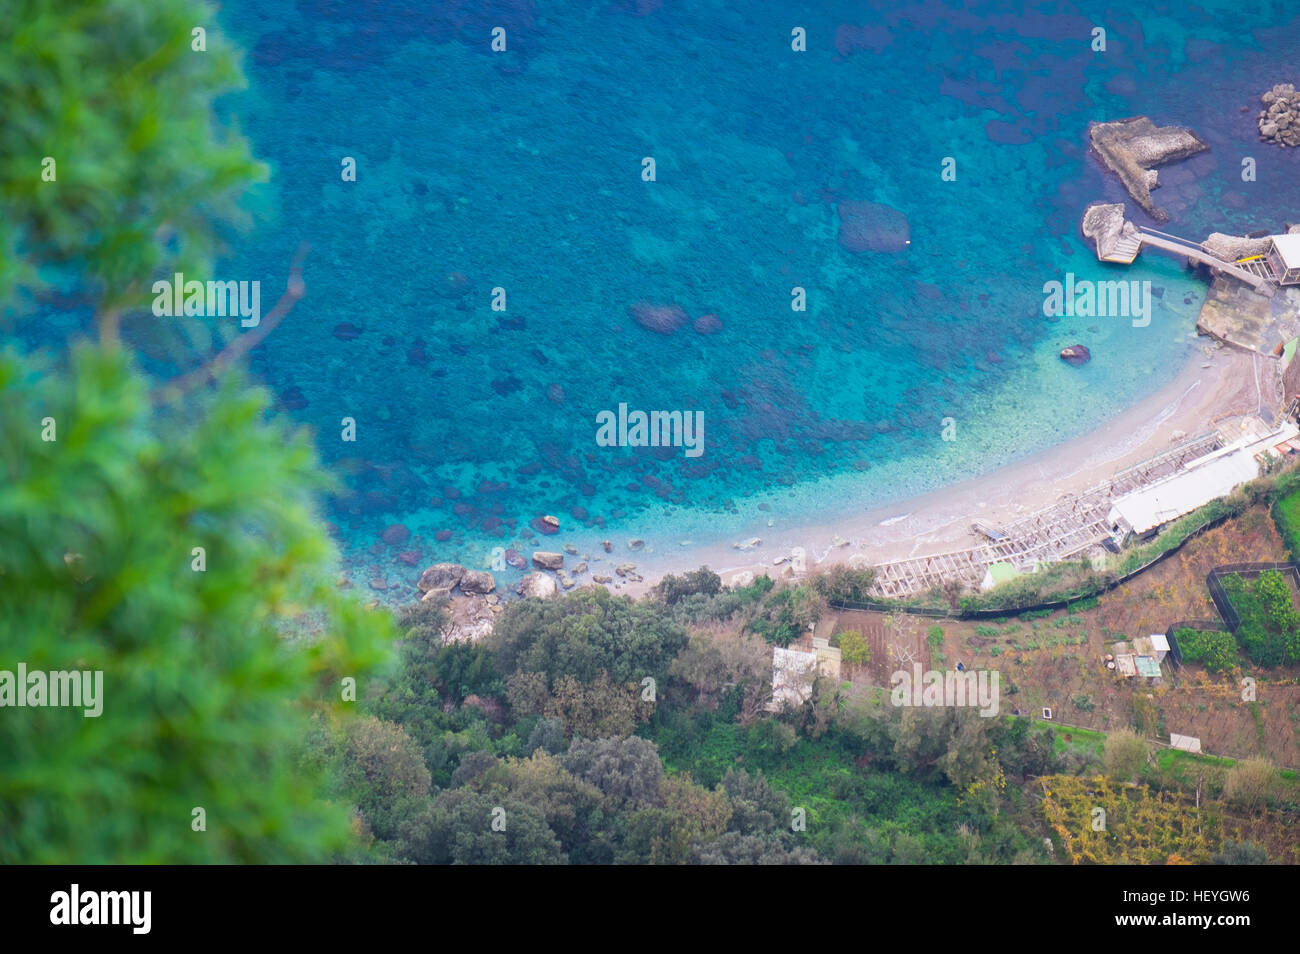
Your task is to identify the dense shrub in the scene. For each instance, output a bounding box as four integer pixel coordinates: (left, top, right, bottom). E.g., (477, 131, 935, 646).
(1222, 571, 1300, 667)
(1174, 628, 1238, 673)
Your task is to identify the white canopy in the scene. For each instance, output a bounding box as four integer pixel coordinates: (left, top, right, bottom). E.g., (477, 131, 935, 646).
(1109, 423, 1298, 535)
(1272, 234, 1300, 267)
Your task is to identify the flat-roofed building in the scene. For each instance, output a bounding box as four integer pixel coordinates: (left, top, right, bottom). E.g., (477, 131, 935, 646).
(1108, 421, 1299, 538)
(1267, 234, 1300, 285)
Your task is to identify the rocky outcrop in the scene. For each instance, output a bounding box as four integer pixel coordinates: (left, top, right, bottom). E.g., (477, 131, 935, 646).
(441, 593, 500, 642)
(1258, 83, 1300, 148)
(1081, 202, 1141, 260)
(1202, 232, 1272, 263)
(1089, 117, 1208, 222)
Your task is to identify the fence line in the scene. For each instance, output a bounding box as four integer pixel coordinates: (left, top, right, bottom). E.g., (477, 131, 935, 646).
(1204, 562, 1300, 634)
(829, 513, 1235, 620)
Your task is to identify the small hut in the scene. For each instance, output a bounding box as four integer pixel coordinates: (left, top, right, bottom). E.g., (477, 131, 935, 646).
(1266, 234, 1300, 285)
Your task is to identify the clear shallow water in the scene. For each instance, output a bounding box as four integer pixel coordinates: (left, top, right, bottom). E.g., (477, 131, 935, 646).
(30, 1, 1300, 582)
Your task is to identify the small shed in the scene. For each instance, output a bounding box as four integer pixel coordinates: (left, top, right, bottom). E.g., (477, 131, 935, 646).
(1114, 653, 1137, 677)
(1169, 733, 1202, 753)
(1135, 655, 1162, 679)
(981, 562, 1019, 592)
(1267, 234, 1300, 285)
(1147, 633, 1170, 663)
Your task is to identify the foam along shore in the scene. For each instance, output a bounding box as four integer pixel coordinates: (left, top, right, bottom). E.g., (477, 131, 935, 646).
(605, 342, 1273, 600)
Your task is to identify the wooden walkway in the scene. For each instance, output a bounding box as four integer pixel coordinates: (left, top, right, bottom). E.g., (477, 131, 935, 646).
(865, 431, 1225, 599)
(1135, 228, 1276, 296)
(1091, 219, 1277, 297)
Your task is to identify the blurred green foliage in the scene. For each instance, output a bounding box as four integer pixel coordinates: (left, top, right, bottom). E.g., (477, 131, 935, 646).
(0, 0, 265, 329)
(0, 346, 394, 862)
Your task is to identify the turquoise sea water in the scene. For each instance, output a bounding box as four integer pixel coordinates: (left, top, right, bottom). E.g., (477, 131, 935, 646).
(36, 2, 1300, 584)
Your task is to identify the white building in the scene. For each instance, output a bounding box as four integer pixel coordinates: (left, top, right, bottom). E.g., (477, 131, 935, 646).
(1266, 234, 1300, 286)
(1108, 421, 1299, 538)
(768, 636, 842, 710)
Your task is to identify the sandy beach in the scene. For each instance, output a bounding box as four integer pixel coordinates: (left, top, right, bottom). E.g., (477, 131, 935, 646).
(600, 340, 1278, 599)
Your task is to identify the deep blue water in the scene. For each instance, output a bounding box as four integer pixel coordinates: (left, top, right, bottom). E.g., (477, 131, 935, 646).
(29, 1, 1300, 584)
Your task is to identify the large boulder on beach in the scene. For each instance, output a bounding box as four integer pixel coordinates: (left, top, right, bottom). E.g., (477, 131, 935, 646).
(417, 563, 466, 595)
(836, 200, 911, 253)
(532, 551, 564, 570)
(629, 301, 689, 334)
(416, 562, 494, 597)
(516, 572, 558, 599)
(459, 569, 497, 594)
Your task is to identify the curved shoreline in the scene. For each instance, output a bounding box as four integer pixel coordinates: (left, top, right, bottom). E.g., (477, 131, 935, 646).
(597, 341, 1271, 599)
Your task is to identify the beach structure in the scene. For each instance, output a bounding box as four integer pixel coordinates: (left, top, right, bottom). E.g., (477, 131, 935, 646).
(866, 431, 1225, 599)
(981, 562, 1022, 592)
(1266, 234, 1300, 285)
(1083, 203, 1277, 296)
(1107, 420, 1299, 540)
(1111, 637, 1164, 680)
(1146, 633, 1171, 664)
(768, 634, 841, 710)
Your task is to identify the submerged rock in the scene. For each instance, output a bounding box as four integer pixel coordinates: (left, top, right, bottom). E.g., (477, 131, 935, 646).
(1060, 344, 1091, 365)
(530, 515, 560, 535)
(629, 301, 689, 334)
(836, 200, 911, 253)
(381, 523, 411, 546)
(693, 313, 723, 334)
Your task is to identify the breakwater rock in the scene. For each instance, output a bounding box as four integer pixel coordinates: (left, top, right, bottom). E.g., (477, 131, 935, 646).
(1089, 117, 1207, 223)
(1258, 83, 1300, 148)
(1081, 202, 1140, 260)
